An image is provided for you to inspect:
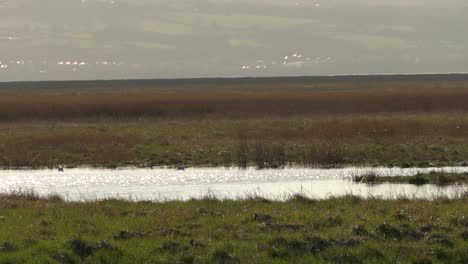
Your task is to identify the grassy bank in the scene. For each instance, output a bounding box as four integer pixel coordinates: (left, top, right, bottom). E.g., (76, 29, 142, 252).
(2, 113, 468, 168)
(354, 172, 468, 186)
(0, 193, 466, 263)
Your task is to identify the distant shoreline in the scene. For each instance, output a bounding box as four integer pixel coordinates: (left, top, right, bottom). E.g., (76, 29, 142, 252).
(1, 72, 468, 89)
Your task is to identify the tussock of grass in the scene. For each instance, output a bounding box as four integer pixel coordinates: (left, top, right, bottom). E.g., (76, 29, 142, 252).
(0, 192, 466, 263)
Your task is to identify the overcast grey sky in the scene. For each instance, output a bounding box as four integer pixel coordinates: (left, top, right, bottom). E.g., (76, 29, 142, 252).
(0, 0, 467, 81)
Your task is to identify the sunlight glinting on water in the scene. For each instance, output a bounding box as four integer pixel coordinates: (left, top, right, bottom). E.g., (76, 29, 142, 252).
(0, 167, 467, 201)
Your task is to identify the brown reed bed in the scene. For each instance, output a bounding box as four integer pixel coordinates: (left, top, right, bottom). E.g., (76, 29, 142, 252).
(2, 88, 468, 121)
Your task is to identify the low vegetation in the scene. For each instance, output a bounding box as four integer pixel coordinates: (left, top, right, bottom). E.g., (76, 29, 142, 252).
(2, 113, 468, 168)
(0, 192, 466, 263)
(354, 172, 468, 186)
(2, 88, 468, 121)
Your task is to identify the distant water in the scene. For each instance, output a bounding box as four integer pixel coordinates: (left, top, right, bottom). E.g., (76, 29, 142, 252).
(0, 167, 467, 201)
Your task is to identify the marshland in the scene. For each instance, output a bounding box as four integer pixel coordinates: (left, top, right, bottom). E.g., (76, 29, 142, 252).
(1, 75, 468, 263)
(3, 75, 468, 169)
(2, 0, 468, 262)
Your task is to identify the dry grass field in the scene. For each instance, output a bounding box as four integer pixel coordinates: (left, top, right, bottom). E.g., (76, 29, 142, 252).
(2, 88, 468, 121)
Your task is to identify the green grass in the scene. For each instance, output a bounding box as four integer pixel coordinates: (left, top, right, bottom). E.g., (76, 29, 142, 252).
(354, 172, 468, 186)
(0, 193, 466, 263)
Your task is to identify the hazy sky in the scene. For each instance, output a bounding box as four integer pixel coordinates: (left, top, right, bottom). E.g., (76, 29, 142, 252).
(0, 0, 467, 81)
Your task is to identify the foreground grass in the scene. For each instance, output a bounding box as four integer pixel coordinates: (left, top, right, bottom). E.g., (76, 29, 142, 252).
(355, 172, 468, 186)
(0, 193, 467, 263)
(2, 113, 468, 168)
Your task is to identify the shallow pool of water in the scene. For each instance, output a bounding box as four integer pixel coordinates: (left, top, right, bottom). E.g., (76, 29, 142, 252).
(0, 167, 467, 201)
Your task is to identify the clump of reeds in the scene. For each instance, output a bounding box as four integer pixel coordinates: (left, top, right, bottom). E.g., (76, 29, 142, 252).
(294, 142, 346, 167)
(254, 141, 286, 169)
(236, 134, 249, 169)
(0, 189, 64, 205)
(353, 174, 380, 184)
(0, 189, 40, 201)
(234, 135, 287, 169)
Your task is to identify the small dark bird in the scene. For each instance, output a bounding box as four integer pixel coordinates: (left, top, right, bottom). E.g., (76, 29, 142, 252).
(177, 166, 186, 171)
(190, 239, 206, 248)
(57, 166, 64, 172)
